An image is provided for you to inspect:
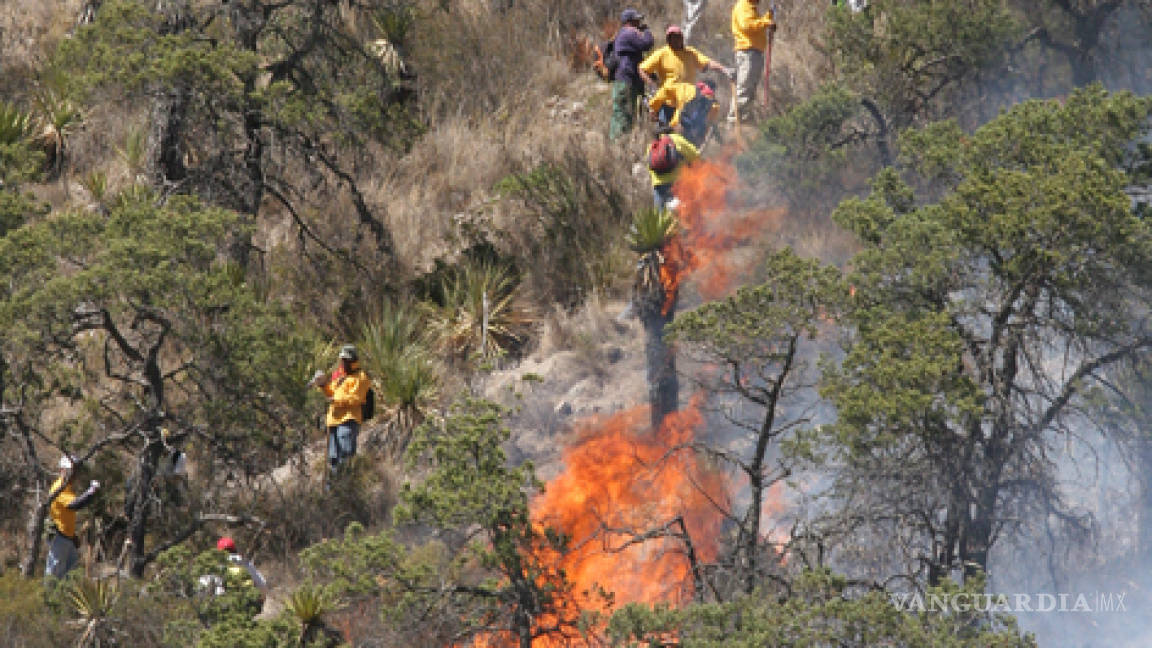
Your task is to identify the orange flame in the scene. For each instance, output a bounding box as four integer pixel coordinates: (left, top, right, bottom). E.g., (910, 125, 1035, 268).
(658, 152, 786, 311)
(532, 398, 728, 616)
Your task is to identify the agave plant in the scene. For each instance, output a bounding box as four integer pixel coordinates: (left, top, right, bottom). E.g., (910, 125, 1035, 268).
(68, 578, 121, 648)
(426, 260, 532, 364)
(288, 583, 338, 645)
(626, 207, 679, 253)
(0, 101, 34, 146)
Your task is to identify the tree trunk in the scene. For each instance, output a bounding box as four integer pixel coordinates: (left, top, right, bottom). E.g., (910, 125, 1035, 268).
(640, 301, 678, 429)
(20, 492, 53, 577)
(150, 87, 189, 185)
(17, 419, 53, 577)
(229, 2, 271, 269)
(124, 435, 164, 577)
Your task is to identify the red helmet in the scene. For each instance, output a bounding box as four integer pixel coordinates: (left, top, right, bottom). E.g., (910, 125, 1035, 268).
(217, 536, 237, 552)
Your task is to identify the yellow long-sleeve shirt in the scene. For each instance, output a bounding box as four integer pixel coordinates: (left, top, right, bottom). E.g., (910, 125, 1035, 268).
(639, 45, 712, 89)
(732, 0, 775, 52)
(320, 364, 371, 427)
(49, 478, 78, 538)
(649, 82, 699, 127)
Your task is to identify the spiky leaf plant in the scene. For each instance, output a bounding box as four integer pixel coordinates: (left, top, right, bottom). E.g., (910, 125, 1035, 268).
(118, 126, 146, 180)
(288, 583, 338, 645)
(68, 578, 121, 648)
(35, 89, 81, 172)
(371, 6, 415, 46)
(358, 301, 440, 455)
(427, 261, 532, 363)
(81, 170, 109, 204)
(358, 300, 426, 364)
(0, 102, 34, 145)
(626, 207, 678, 253)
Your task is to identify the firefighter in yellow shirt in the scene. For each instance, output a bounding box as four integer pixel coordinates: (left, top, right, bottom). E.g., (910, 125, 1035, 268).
(308, 344, 372, 477)
(648, 126, 701, 213)
(45, 455, 100, 579)
(648, 80, 719, 146)
(730, 0, 776, 122)
(640, 25, 733, 125)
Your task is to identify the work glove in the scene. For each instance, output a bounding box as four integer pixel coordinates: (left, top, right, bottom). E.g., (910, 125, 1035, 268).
(307, 369, 328, 387)
(85, 480, 100, 494)
(725, 67, 737, 81)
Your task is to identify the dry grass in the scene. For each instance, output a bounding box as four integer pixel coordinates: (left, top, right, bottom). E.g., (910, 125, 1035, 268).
(0, 0, 82, 77)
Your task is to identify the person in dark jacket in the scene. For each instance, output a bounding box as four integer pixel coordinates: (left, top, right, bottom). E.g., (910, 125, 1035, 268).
(609, 8, 654, 139)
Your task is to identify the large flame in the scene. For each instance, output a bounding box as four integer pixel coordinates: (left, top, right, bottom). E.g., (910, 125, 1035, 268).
(658, 153, 786, 310)
(532, 398, 728, 613)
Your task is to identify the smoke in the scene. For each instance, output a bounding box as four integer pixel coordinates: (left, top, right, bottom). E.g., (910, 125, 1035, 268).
(989, 417, 1152, 647)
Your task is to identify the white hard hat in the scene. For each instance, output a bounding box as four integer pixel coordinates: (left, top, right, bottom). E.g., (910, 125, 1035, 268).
(58, 455, 74, 471)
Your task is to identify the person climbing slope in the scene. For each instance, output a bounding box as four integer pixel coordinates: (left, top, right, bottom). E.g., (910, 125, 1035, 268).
(308, 344, 372, 478)
(610, 8, 655, 139)
(639, 25, 733, 126)
(648, 126, 700, 213)
(648, 79, 719, 146)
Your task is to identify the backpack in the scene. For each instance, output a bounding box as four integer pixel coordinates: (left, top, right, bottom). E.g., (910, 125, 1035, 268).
(362, 387, 376, 421)
(680, 92, 715, 147)
(648, 135, 681, 174)
(593, 39, 620, 82)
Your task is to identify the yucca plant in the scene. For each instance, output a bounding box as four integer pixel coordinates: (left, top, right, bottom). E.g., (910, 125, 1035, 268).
(426, 260, 532, 364)
(626, 207, 679, 253)
(109, 182, 156, 210)
(68, 578, 121, 648)
(358, 301, 439, 455)
(35, 89, 81, 174)
(81, 170, 109, 205)
(380, 349, 438, 455)
(358, 300, 426, 363)
(628, 207, 680, 306)
(118, 126, 147, 181)
(371, 6, 415, 46)
(288, 583, 338, 646)
(0, 101, 34, 145)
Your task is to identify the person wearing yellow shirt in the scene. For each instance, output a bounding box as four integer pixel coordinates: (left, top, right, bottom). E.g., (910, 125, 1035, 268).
(730, 0, 776, 122)
(648, 80, 719, 146)
(45, 455, 100, 579)
(649, 127, 701, 212)
(639, 25, 733, 125)
(309, 344, 372, 478)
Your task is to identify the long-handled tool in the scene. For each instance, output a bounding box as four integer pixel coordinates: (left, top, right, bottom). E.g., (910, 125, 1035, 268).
(730, 77, 744, 152)
(762, 4, 777, 108)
